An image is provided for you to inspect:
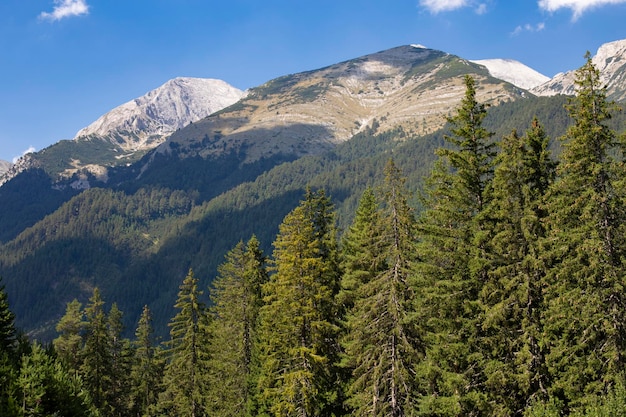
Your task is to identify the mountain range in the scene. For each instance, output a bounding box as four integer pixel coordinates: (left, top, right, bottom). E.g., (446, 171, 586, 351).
(2, 39, 626, 340)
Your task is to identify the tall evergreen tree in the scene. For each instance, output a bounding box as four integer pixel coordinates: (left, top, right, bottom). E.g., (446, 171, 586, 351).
(53, 299, 86, 375)
(0, 277, 16, 355)
(342, 160, 421, 416)
(338, 187, 387, 313)
(208, 236, 268, 417)
(541, 53, 626, 410)
(80, 288, 113, 412)
(130, 305, 162, 417)
(256, 189, 342, 417)
(414, 75, 496, 416)
(0, 278, 18, 417)
(107, 303, 133, 417)
(479, 119, 556, 416)
(157, 269, 211, 417)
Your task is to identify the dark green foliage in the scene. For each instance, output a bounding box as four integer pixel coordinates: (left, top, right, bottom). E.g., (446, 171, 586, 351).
(0, 277, 16, 355)
(157, 269, 211, 417)
(18, 343, 95, 417)
(207, 236, 268, 417)
(256, 189, 342, 417)
(341, 161, 422, 416)
(479, 119, 556, 415)
(414, 75, 496, 415)
(53, 299, 86, 373)
(542, 53, 626, 409)
(129, 305, 162, 417)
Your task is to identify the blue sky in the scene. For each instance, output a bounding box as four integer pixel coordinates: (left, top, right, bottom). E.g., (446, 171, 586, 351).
(1, 0, 626, 163)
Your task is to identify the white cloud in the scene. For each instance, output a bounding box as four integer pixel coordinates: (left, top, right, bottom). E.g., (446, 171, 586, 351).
(39, 0, 89, 22)
(538, 0, 626, 20)
(419, 0, 490, 14)
(511, 22, 546, 35)
(12, 147, 36, 164)
(419, 0, 470, 13)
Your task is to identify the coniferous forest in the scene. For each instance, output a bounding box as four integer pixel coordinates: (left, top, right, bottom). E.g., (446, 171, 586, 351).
(3, 55, 626, 416)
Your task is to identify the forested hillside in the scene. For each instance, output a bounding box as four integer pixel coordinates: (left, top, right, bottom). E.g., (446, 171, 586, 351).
(2, 56, 626, 416)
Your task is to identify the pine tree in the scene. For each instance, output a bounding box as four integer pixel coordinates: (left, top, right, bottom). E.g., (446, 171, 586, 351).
(541, 53, 626, 410)
(157, 269, 211, 417)
(208, 236, 268, 417)
(256, 189, 342, 417)
(80, 288, 113, 412)
(19, 343, 95, 417)
(130, 305, 162, 417)
(53, 299, 86, 376)
(0, 277, 16, 355)
(414, 75, 496, 415)
(107, 303, 133, 417)
(342, 160, 421, 416)
(479, 119, 556, 416)
(338, 187, 387, 313)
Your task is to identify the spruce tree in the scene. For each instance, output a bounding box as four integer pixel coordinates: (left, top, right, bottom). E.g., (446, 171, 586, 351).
(53, 299, 86, 375)
(479, 119, 556, 416)
(107, 303, 133, 417)
(0, 277, 16, 355)
(130, 305, 162, 417)
(338, 187, 387, 313)
(542, 53, 626, 410)
(157, 269, 211, 417)
(80, 288, 113, 412)
(256, 189, 342, 417)
(342, 160, 421, 416)
(208, 236, 268, 417)
(414, 75, 496, 415)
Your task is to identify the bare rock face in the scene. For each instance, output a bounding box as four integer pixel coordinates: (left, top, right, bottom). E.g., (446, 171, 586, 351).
(74, 77, 246, 152)
(0, 160, 11, 177)
(531, 39, 626, 101)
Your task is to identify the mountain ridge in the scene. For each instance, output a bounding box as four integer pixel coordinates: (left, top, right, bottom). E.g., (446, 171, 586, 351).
(531, 39, 626, 100)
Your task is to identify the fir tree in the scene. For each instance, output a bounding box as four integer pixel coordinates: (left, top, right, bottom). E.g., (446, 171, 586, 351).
(479, 119, 556, 416)
(107, 303, 133, 417)
(130, 305, 162, 417)
(53, 299, 86, 375)
(80, 288, 113, 412)
(157, 269, 211, 417)
(256, 189, 342, 417)
(0, 277, 16, 355)
(208, 236, 268, 417)
(342, 160, 421, 417)
(414, 75, 496, 415)
(542, 53, 626, 410)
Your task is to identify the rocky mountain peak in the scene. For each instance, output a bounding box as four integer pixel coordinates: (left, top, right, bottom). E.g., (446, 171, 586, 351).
(74, 77, 245, 152)
(531, 39, 626, 100)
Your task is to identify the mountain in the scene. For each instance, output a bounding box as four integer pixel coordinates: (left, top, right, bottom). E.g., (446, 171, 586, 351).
(0, 77, 244, 186)
(470, 58, 550, 90)
(4, 40, 626, 340)
(149, 45, 523, 166)
(75, 77, 245, 151)
(532, 39, 626, 101)
(0, 160, 11, 176)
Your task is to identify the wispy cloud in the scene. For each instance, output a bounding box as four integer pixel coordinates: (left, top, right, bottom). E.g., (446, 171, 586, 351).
(39, 0, 89, 22)
(538, 0, 626, 20)
(419, 0, 470, 13)
(419, 0, 489, 14)
(511, 22, 546, 36)
(12, 147, 36, 164)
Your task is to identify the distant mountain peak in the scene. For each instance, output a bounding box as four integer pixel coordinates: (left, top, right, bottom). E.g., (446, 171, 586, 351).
(74, 77, 245, 152)
(531, 39, 626, 101)
(470, 58, 550, 90)
(0, 160, 11, 177)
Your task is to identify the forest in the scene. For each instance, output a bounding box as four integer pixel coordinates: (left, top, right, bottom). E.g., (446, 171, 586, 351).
(2, 54, 626, 416)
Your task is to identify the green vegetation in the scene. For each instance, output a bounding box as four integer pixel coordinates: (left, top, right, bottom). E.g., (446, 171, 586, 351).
(4, 55, 626, 416)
